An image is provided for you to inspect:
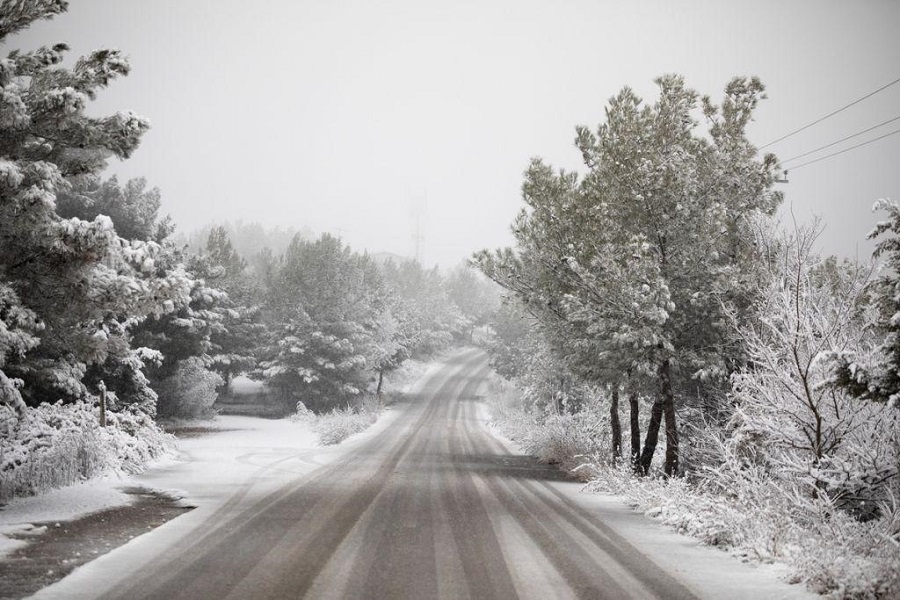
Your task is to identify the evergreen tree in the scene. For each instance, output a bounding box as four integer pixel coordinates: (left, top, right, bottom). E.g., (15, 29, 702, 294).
(259, 234, 385, 412)
(0, 2, 189, 415)
(380, 259, 463, 357)
(445, 264, 500, 342)
(56, 176, 173, 243)
(477, 76, 782, 475)
(203, 226, 264, 391)
(830, 199, 900, 407)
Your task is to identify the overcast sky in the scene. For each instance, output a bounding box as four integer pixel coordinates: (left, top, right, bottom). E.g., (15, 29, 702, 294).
(9, 0, 900, 266)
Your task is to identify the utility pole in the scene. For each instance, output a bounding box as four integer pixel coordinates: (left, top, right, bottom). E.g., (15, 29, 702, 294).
(410, 193, 426, 263)
(414, 214, 422, 262)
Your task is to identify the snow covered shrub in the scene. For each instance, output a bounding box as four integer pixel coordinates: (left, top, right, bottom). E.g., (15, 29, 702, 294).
(292, 400, 316, 424)
(486, 374, 608, 476)
(155, 357, 224, 419)
(518, 413, 606, 472)
(790, 492, 900, 598)
(730, 226, 898, 520)
(0, 401, 174, 501)
(310, 396, 381, 446)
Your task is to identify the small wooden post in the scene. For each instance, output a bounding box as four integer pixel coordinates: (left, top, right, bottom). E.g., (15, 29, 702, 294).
(98, 380, 107, 427)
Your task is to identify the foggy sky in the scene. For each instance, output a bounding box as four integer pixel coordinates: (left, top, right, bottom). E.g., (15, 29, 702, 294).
(9, 0, 900, 266)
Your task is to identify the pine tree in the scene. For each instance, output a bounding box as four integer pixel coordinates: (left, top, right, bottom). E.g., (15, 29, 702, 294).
(380, 259, 463, 357)
(259, 234, 385, 412)
(203, 226, 263, 392)
(829, 199, 900, 407)
(0, 2, 188, 415)
(477, 76, 782, 475)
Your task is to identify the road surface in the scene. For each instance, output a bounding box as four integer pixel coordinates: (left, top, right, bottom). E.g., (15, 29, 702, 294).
(95, 348, 701, 599)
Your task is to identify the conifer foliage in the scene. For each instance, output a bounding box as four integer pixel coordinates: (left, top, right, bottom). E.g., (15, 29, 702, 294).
(0, 1, 190, 416)
(476, 76, 783, 475)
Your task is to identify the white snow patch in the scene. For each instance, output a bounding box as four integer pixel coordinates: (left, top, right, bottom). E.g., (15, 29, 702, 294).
(30, 411, 404, 599)
(0, 478, 130, 558)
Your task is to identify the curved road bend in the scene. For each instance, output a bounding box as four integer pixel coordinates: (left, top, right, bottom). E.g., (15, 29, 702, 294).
(102, 348, 698, 600)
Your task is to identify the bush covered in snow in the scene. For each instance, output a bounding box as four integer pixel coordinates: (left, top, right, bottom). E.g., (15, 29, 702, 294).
(0, 402, 175, 502)
(488, 370, 900, 598)
(582, 450, 900, 598)
(486, 374, 610, 476)
(302, 397, 381, 446)
(155, 357, 224, 419)
(295, 355, 442, 446)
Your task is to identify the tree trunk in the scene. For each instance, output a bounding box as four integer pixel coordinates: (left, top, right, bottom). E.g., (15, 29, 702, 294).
(376, 368, 384, 396)
(660, 359, 679, 477)
(610, 386, 621, 465)
(220, 370, 233, 398)
(638, 396, 664, 475)
(628, 392, 640, 472)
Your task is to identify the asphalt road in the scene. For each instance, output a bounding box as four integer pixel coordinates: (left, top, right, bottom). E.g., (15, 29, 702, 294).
(101, 348, 698, 600)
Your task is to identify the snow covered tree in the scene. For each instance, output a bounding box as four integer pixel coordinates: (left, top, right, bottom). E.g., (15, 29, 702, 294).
(572, 75, 782, 475)
(476, 160, 659, 468)
(0, 285, 40, 416)
(153, 355, 222, 419)
(829, 199, 900, 407)
(729, 223, 897, 519)
(0, 2, 189, 415)
(367, 301, 410, 396)
(201, 226, 263, 391)
(485, 298, 532, 381)
(380, 259, 464, 357)
(259, 234, 386, 412)
(445, 264, 500, 342)
(477, 76, 783, 475)
(50, 173, 214, 417)
(56, 176, 173, 243)
(127, 249, 229, 417)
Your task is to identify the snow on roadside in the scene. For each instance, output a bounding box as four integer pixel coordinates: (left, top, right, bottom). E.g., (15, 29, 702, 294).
(1, 478, 130, 529)
(3, 353, 452, 544)
(1, 474, 143, 559)
(0, 412, 361, 564)
(476, 400, 816, 600)
(28, 404, 411, 599)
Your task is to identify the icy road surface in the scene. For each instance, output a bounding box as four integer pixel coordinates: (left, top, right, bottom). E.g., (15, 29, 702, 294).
(35, 348, 812, 599)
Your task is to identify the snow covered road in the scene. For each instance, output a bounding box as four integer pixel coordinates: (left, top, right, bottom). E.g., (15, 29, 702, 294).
(33, 348, 813, 599)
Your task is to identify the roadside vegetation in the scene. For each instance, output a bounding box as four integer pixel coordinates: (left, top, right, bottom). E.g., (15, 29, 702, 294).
(476, 77, 900, 597)
(295, 356, 440, 446)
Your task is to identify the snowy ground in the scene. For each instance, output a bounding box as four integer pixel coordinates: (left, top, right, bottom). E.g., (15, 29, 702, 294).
(1, 362, 442, 598)
(1, 359, 443, 564)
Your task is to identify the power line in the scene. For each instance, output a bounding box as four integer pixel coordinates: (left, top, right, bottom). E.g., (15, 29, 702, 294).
(781, 113, 900, 164)
(786, 127, 900, 171)
(760, 76, 900, 149)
